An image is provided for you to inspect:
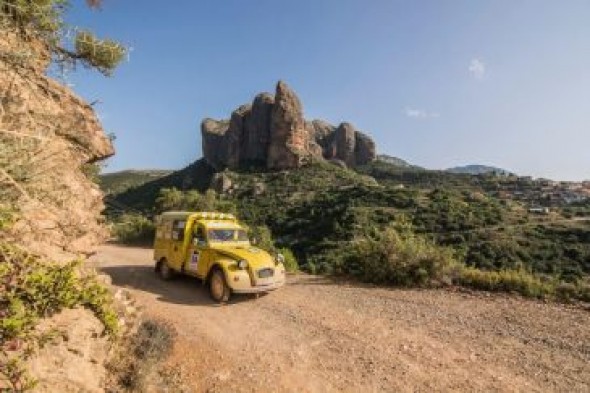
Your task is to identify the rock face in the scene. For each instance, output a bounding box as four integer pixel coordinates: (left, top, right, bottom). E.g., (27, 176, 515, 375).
(267, 81, 309, 169)
(201, 81, 376, 170)
(28, 308, 110, 393)
(245, 93, 274, 163)
(0, 29, 118, 393)
(0, 31, 114, 260)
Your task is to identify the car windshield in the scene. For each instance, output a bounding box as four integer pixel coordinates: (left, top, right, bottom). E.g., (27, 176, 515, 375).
(208, 229, 249, 242)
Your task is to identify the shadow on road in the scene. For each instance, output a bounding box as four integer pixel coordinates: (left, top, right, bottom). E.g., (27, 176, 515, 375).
(99, 265, 257, 307)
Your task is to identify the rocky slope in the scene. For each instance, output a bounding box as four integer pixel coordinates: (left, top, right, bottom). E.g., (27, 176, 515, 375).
(1, 31, 117, 392)
(202, 81, 376, 170)
(0, 31, 114, 260)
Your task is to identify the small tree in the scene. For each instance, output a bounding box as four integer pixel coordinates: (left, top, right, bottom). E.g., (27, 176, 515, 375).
(1, 0, 126, 75)
(156, 188, 184, 212)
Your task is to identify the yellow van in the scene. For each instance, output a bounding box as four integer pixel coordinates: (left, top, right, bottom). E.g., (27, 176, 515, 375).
(153, 211, 286, 302)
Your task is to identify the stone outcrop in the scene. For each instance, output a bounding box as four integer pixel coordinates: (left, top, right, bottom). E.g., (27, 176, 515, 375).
(0, 31, 114, 260)
(28, 308, 110, 393)
(0, 29, 121, 393)
(201, 81, 376, 170)
(267, 81, 309, 169)
(245, 93, 274, 163)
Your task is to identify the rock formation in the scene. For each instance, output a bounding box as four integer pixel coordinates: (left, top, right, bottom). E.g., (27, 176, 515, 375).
(201, 81, 376, 170)
(0, 31, 114, 260)
(0, 27, 121, 393)
(267, 81, 309, 169)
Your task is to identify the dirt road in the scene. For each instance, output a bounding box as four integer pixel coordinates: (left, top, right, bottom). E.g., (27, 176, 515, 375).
(90, 245, 590, 392)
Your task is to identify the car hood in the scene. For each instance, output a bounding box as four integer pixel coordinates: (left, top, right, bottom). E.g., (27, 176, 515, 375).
(211, 245, 275, 268)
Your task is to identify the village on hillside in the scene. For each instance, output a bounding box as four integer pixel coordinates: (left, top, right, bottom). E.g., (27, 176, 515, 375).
(490, 176, 590, 211)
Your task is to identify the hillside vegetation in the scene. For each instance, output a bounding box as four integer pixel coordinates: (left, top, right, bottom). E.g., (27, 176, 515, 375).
(100, 170, 173, 195)
(103, 159, 590, 301)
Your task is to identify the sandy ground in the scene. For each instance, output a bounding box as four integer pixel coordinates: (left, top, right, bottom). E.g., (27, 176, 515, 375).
(90, 244, 590, 393)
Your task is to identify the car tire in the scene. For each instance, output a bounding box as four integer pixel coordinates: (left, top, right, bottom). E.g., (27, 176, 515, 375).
(209, 268, 231, 303)
(158, 259, 174, 281)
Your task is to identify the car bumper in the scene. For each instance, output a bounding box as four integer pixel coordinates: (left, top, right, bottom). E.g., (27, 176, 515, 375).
(231, 280, 285, 294)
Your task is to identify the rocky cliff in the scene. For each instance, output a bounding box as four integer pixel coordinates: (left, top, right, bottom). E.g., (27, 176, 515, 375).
(0, 27, 126, 392)
(201, 81, 376, 170)
(0, 31, 114, 260)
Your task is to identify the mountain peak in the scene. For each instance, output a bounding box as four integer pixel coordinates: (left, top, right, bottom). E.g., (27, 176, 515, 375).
(201, 81, 376, 171)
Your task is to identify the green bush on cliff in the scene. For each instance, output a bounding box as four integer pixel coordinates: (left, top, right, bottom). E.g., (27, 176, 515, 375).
(0, 242, 118, 390)
(0, 243, 118, 340)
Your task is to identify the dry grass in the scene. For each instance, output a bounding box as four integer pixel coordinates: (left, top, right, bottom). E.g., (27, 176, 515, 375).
(107, 318, 188, 392)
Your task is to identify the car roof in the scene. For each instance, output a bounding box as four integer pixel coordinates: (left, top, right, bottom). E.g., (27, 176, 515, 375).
(199, 221, 243, 230)
(158, 211, 238, 222)
(159, 211, 192, 220)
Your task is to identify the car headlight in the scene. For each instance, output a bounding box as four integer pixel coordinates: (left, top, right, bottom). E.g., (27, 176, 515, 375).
(237, 260, 248, 269)
(276, 253, 285, 265)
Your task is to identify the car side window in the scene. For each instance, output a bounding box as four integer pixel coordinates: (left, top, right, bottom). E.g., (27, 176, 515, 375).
(172, 220, 186, 241)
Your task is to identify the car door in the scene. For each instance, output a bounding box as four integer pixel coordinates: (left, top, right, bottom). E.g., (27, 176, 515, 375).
(170, 219, 187, 270)
(185, 224, 209, 278)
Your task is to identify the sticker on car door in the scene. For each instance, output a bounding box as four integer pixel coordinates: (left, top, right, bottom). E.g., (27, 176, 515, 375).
(190, 251, 200, 271)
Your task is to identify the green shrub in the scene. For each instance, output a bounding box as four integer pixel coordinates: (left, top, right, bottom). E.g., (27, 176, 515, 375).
(0, 243, 118, 340)
(456, 267, 553, 299)
(155, 188, 184, 211)
(574, 281, 590, 302)
(555, 282, 578, 302)
(278, 247, 299, 272)
(81, 162, 103, 184)
(248, 225, 276, 253)
(155, 188, 236, 214)
(0, 242, 118, 390)
(112, 213, 155, 245)
(344, 226, 457, 286)
(303, 257, 319, 275)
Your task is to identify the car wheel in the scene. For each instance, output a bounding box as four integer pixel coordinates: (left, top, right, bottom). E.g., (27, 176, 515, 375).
(159, 259, 174, 281)
(209, 269, 231, 303)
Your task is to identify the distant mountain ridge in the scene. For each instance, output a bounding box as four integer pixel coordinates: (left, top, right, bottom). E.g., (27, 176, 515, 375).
(100, 169, 174, 195)
(446, 164, 513, 176)
(376, 155, 513, 175)
(376, 154, 422, 169)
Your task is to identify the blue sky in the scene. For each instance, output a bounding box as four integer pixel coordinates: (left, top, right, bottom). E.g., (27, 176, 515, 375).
(66, 0, 590, 180)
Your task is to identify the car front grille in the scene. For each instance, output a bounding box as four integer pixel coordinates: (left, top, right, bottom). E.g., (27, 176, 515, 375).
(257, 268, 274, 278)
